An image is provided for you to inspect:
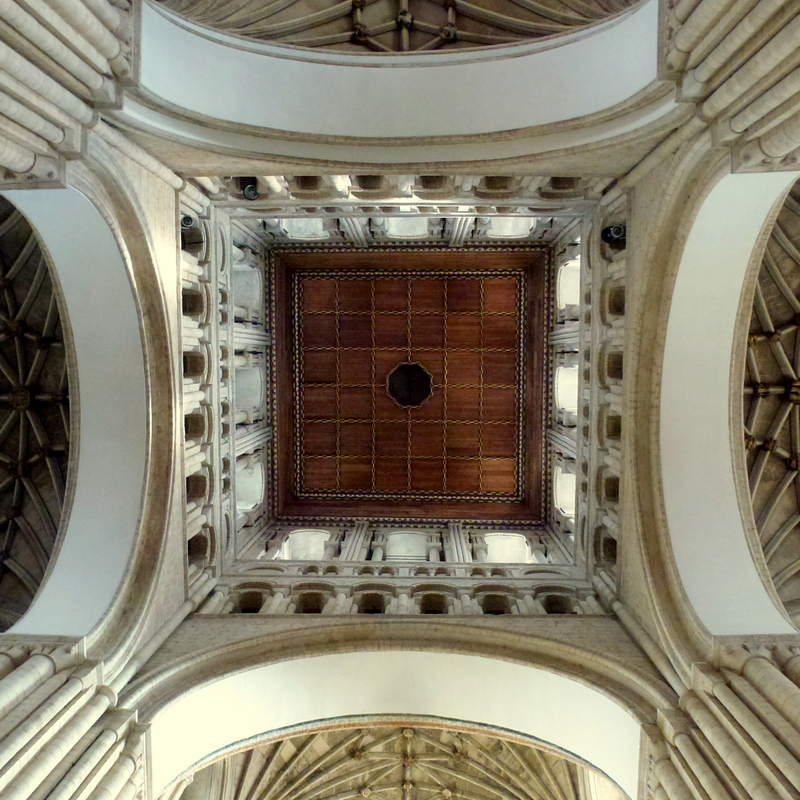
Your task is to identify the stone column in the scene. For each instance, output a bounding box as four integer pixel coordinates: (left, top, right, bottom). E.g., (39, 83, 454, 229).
(0, 647, 76, 721)
(0, 646, 26, 681)
(459, 592, 476, 614)
(2, 691, 114, 800)
(670, 726, 734, 800)
(471, 534, 488, 563)
(723, 647, 800, 735)
(370, 534, 386, 561)
(115, 781, 138, 800)
(323, 592, 349, 614)
(581, 595, 605, 614)
(259, 592, 286, 614)
(593, 572, 685, 694)
(0, 663, 97, 768)
(650, 738, 694, 800)
(48, 730, 118, 800)
(396, 592, 410, 614)
(445, 522, 472, 562)
(112, 571, 214, 698)
(340, 521, 369, 561)
(87, 732, 141, 800)
(197, 588, 228, 614)
(323, 532, 341, 561)
(682, 692, 781, 800)
(427, 533, 441, 562)
(265, 532, 288, 560)
(520, 594, 546, 615)
(772, 646, 800, 690)
(695, 665, 800, 792)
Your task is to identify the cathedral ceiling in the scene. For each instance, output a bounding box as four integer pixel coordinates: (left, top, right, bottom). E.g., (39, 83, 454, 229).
(159, 0, 640, 54)
(744, 177, 800, 626)
(273, 248, 547, 521)
(181, 725, 600, 800)
(0, 199, 69, 631)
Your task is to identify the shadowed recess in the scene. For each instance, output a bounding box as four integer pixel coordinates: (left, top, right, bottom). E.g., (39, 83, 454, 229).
(387, 362, 432, 408)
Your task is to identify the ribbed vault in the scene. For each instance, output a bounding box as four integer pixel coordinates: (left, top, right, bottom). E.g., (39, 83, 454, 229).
(178, 726, 621, 800)
(743, 178, 800, 626)
(159, 0, 639, 53)
(0, 197, 69, 631)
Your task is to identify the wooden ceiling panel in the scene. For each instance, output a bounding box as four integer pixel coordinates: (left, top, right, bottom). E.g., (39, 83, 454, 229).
(273, 248, 547, 521)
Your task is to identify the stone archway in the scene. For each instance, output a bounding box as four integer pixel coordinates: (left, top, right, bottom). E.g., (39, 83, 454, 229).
(144, 648, 652, 799)
(2, 186, 148, 637)
(660, 169, 800, 636)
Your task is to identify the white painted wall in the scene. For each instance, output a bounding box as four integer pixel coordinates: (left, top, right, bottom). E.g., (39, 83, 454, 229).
(660, 170, 800, 635)
(149, 651, 641, 798)
(484, 532, 530, 563)
(3, 188, 147, 636)
(555, 366, 580, 413)
(232, 268, 263, 310)
(138, 0, 658, 140)
(282, 529, 330, 560)
(385, 531, 428, 560)
(235, 463, 264, 511)
(554, 468, 576, 517)
(234, 367, 263, 409)
(557, 261, 581, 308)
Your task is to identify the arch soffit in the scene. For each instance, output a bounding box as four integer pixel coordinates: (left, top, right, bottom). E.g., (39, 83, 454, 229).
(127, 623, 675, 758)
(125, 0, 674, 165)
(2, 157, 174, 647)
(616, 142, 800, 665)
(659, 167, 800, 637)
(147, 651, 645, 800)
(64, 152, 177, 658)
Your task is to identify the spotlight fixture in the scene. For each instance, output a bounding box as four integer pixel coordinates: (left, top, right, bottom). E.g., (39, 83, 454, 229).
(240, 177, 260, 201)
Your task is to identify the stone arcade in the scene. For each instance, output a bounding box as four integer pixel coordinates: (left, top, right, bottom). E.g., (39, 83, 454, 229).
(0, 2, 799, 800)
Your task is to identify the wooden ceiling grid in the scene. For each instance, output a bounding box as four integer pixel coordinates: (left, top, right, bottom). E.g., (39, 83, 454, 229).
(273, 249, 547, 521)
(299, 271, 521, 498)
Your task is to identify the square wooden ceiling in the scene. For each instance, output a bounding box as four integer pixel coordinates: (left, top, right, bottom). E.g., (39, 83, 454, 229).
(272, 248, 547, 521)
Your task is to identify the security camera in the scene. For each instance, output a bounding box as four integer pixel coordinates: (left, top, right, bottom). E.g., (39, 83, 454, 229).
(240, 177, 260, 201)
(600, 224, 626, 245)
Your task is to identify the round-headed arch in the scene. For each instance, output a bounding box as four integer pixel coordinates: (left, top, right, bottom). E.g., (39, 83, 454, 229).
(660, 169, 800, 635)
(2, 186, 148, 637)
(149, 651, 643, 798)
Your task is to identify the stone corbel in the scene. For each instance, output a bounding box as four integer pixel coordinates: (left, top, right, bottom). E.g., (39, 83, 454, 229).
(734, 109, 800, 172)
(0, 152, 63, 188)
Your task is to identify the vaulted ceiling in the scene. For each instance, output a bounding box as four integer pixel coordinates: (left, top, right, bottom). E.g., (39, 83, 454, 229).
(159, 0, 640, 53)
(0, 198, 70, 631)
(744, 177, 800, 626)
(179, 725, 619, 800)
